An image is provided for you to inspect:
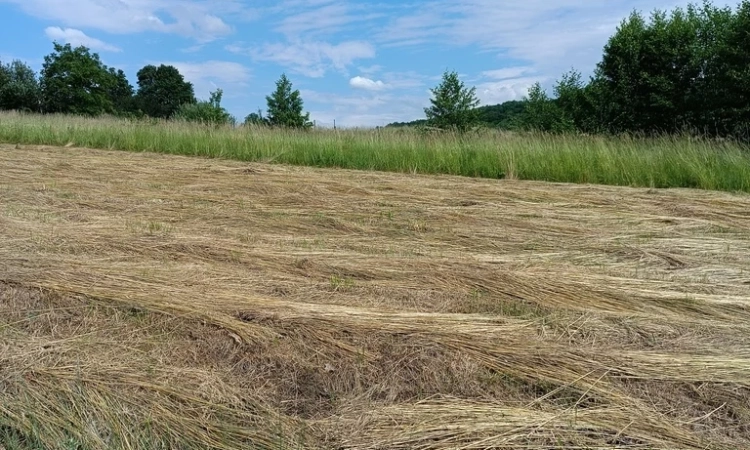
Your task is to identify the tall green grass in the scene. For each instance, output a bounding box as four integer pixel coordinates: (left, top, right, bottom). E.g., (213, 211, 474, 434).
(2, 111, 749, 193)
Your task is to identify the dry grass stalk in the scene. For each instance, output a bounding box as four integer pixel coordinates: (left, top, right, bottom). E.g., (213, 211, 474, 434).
(1, 144, 749, 449)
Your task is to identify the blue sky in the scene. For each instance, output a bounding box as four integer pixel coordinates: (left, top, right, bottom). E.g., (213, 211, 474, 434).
(0, 0, 704, 127)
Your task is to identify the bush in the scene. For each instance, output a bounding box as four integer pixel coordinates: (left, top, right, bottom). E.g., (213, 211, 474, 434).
(174, 89, 233, 126)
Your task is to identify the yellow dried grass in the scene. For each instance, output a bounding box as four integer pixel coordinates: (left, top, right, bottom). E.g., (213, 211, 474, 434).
(1, 144, 749, 449)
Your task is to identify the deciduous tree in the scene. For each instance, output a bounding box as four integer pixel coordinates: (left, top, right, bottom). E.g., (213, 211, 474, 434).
(135, 64, 196, 119)
(424, 70, 480, 132)
(0, 59, 40, 112)
(175, 88, 234, 126)
(519, 82, 572, 133)
(40, 43, 115, 115)
(107, 67, 136, 116)
(243, 109, 269, 126)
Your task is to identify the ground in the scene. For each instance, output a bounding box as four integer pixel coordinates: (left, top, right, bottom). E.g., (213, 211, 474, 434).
(1, 144, 749, 449)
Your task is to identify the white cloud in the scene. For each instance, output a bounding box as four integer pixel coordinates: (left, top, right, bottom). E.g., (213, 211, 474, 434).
(349, 76, 387, 91)
(44, 27, 121, 52)
(358, 64, 382, 75)
(301, 89, 428, 128)
(376, 1, 695, 81)
(271, 1, 384, 38)
(276, 3, 354, 37)
(472, 66, 543, 103)
(3, 0, 243, 41)
(476, 76, 543, 105)
(380, 71, 428, 90)
(234, 40, 375, 78)
(181, 44, 205, 53)
(157, 60, 252, 99)
(375, 10, 449, 48)
(481, 66, 536, 81)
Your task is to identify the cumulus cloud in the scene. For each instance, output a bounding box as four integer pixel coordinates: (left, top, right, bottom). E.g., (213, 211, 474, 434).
(44, 27, 121, 52)
(349, 76, 387, 91)
(476, 77, 542, 104)
(233, 40, 375, 78)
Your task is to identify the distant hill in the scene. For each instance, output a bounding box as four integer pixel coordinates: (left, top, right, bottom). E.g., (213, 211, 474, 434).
(386, 100, 527, 129)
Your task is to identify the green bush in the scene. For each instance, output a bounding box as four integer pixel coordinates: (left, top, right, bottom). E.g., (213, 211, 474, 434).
(174, 89, 234, 126)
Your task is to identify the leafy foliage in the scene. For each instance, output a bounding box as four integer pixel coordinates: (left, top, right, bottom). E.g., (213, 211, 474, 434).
(40, 43, 116, 116)
(700, 0, 750, 138)
(107, 68, 136, 116)
(424, 70, 480, 131)
(265, 74, 312, 129)
(394, 1, 750, 141)
(552, 70, 603, 133)
(589, 1, 750, 139)
(474, 101, 526, 128)
(174, 89, 234, 126)
(135, 64, 196, 119)
(387, 102, 525, 129)
(0, 60, 40, 112)
(385, 119, 428, 128)
(243, 109, 269, 127)
(519, 83, 573, 133)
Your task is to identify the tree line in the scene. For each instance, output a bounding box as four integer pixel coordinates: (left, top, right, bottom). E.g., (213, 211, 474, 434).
(0, 43, 312, 128)
(393, 1, 750, 141)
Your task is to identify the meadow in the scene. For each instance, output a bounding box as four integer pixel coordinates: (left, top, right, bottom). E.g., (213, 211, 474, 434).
(1, 111, 750, 193)
(1, 142, 749, 449)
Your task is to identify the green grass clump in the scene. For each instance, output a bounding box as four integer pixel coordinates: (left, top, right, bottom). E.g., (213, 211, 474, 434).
(1, 111, 749, 193)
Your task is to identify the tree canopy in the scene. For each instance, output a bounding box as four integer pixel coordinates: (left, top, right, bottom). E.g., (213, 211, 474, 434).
(243, 109, 269, 127)
(265, 73, 312, 128)
(135, 64, 196, 119)
(175, 89, 234, 126)
(40, 43, 118, 116)
(424, 70, 480, 132)
(574, 0, 750, 139)
(0, 59, 40, 112)
(391, 1, 750, 141)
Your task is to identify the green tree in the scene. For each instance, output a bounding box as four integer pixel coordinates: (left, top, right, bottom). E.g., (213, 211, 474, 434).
(174, 88, 234, 126)
(723, 0, 750, 138)
(107, 67, 136, 116)
(243, 109, 269, 126)
(135, 64, 196, 119)
(0, 59, 41, 112)
(553, 69, 609, 134)
(695, 0, 750, 138)
(40, 43, 115, 115)
(519, 82, 573, 133)
(594, 11, 649, 132)
(424, 70, 480, 131)
(265, 73, 312, 128)
(593, 6, 706, 134)
(474, 100, 526, 129)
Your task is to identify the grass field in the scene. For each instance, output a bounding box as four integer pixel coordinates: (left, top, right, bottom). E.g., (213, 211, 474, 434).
(2, 111, 750, 193)
(1, 143, 750, 449)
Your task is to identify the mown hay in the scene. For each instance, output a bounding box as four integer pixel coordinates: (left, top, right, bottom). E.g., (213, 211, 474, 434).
(1, 144, 749, 449)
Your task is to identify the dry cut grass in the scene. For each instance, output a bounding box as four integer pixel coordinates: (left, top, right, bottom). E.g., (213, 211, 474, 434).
(1, 143, 750, 449)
